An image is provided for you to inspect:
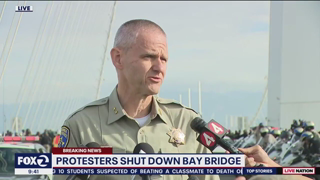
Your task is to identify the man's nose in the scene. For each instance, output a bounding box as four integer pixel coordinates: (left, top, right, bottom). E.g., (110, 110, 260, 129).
(152, 58, 166, 72)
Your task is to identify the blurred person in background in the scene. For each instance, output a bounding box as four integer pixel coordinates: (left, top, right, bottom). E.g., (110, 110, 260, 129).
(300, 131, 320, 160)
(52, 131, 60, 149)
(21, 129, 25, 136)
(279, 129, 292, 142)
(241, 130, 248, 138)
(40, 131, 52, 152)
(304, 121, 319, 135)
(271, 129, 281, 139)
(254, 123, 264, 143)
(5, 130, 11, 136)
(292, 127, 304, 142)
(299, 119, 304, 126)
(25, 129, 32, 136)
(290, 119, 300, 131)
(258, 127, 277, 150)
(304, 121, 314, 131)
(235, 131, 240, 139)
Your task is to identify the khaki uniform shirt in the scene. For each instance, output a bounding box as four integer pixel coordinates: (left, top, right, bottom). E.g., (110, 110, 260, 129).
(53, 87, 220, 180)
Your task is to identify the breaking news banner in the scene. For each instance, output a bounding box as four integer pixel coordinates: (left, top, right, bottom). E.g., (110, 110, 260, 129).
(14, 147, 320, 176)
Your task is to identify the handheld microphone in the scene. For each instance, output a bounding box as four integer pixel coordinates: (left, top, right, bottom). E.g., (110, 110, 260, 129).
(132, 143, 155, 180)
(190, 118, 264, 180)
(187, 175, 200, 180)
(133, 143, 155, 154)
(85, 142, 101, 148)
(190, 117, 241, 154)
(66, 142, 101, 180)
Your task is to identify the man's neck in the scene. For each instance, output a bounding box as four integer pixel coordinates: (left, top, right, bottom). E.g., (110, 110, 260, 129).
(117, 86, 153, 118)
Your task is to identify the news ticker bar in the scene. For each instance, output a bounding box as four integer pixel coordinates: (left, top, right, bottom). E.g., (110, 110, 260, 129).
(15, 167, 320, 175)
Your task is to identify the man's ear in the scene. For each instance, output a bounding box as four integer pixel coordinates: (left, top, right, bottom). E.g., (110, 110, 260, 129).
(110, 48, 123, 70)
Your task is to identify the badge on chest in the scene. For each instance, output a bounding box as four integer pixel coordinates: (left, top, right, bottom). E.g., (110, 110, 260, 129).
(167, 128, 185, 147)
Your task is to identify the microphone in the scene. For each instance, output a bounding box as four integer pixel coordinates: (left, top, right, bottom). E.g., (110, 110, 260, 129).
(188, 175, 200, 180)
(85, 142, 101, 148)
(190, 118, 264, 180)
(190, 117, 242, 154)
(66, 142, 101, 180)
(132, 143, 155, 180)
(133, 143, 155, 154)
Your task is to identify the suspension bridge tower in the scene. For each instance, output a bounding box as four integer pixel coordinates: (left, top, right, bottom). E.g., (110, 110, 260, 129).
(268, 1, 320, 129)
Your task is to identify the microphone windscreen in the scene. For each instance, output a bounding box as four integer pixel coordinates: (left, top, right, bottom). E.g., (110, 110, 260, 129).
(188, 176, 200, 180)
(85, 142, 101, 148)
(133, 143, 154, 154)
(190, 117, 206, 132)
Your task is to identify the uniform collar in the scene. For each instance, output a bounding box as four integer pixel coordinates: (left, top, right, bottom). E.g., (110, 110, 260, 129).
(107, 86, 167, 125)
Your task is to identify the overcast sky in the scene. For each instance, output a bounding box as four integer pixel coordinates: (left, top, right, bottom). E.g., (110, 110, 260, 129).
(0, 1, 270, 132)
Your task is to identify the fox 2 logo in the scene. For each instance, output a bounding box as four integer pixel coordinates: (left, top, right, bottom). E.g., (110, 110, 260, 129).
(15, 153, 52, 168)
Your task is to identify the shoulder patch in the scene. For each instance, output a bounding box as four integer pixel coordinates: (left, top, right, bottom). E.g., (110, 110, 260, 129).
(67, 97, 109, 119)
(156, 97, 199, 115)
(58, 126, 70, 148)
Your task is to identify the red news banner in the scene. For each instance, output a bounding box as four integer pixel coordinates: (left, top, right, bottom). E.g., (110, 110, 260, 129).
(52, 147, 112, 154)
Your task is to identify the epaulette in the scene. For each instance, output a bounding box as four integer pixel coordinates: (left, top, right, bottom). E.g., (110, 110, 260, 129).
(155, 96, 199, 115)
(66, 97, 109, 120)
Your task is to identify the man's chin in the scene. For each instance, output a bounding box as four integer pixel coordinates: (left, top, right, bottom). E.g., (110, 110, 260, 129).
(150, 91, 159, 96)
(147, 88, 160, 96)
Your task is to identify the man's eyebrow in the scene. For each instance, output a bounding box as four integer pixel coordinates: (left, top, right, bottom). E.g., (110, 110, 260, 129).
(140, 53, 158, 58)
(140, 52, 168, 60)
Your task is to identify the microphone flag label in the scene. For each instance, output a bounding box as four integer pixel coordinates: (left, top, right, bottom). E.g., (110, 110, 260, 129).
(200, 131, 216, 147)
(206, 119, 228, 139)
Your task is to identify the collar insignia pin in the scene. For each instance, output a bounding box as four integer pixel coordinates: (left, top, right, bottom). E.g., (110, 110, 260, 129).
(167, 128, 185, 146)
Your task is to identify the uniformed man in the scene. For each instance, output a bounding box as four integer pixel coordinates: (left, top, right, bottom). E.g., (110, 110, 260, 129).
(300, 131, 320, 158)
(254, 123, 264, 143)
(258, 127, 277, 150)
(290, 119, 300, 131)
(52, 131, 60, 148)
(271, 129, 281, 139)
(54, 19, 220, 180)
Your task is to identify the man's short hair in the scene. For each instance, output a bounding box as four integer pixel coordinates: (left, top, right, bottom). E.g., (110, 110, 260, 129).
(113, 19, 166, 51)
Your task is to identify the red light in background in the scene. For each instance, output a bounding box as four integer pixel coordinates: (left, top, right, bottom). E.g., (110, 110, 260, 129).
(25, 136, 35, 141)
(1, 136, 40, 142)
(25, 136, 39, 141)
(3, 136, 13, 141)
(13, 137, 21, 141)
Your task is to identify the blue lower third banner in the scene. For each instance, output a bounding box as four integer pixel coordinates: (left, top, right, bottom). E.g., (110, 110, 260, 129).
(53, 168, 278, 175)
